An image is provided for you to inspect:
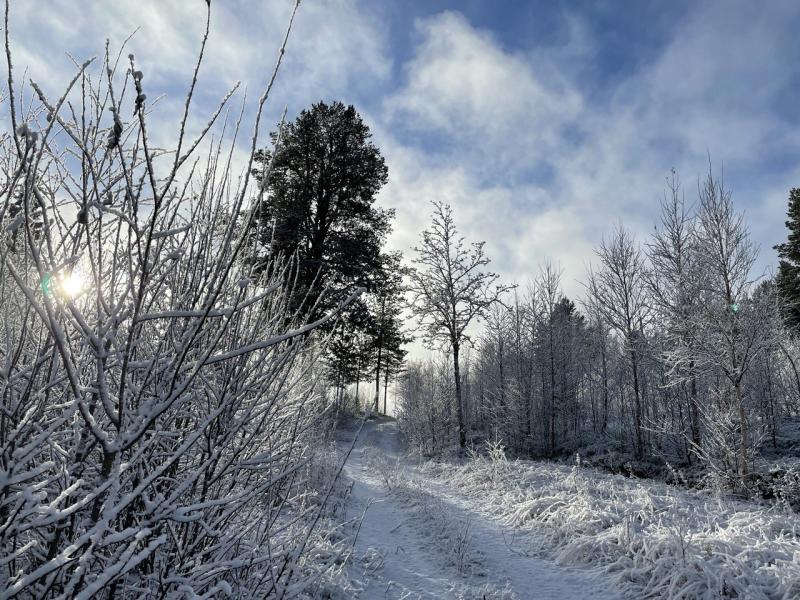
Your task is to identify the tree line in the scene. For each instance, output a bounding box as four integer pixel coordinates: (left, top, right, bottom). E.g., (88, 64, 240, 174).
(399, 169, 800, 493)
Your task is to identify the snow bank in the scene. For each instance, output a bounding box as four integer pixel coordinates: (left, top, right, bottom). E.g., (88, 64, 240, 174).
(421, 450, 800, 599)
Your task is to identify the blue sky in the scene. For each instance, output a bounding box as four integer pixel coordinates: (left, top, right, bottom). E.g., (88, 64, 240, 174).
(6, 0, 800, 298)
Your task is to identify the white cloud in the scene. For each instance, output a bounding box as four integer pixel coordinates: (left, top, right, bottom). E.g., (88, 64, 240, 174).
(376, 11, 599, 306)
(5, 0, 390, 149)
(378, 2, 799, 315)
(385, 11, 581, 179)
(4, 0, 797, 348)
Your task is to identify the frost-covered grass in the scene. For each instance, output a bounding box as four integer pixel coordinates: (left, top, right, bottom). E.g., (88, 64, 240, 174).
(422, 449, 800, 599)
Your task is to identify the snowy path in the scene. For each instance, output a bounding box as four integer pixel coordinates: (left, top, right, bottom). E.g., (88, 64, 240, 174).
(341, 417, 621, 599)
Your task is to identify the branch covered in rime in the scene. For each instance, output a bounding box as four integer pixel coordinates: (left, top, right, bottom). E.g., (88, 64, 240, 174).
(0, 1, 363, 597)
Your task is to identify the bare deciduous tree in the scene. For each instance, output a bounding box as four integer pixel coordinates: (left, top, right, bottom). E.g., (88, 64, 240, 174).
(407, 201, 512, 447)
(586, 225, 650, 459)
(688, 169, 774, 483)
(646, 171, 703, 451)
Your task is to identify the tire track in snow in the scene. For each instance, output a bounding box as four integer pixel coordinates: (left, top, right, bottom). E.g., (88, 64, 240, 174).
(341, 416, 621, 599)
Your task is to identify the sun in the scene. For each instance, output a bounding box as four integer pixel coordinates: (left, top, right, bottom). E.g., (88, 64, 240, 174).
(60, 271, 86, 299)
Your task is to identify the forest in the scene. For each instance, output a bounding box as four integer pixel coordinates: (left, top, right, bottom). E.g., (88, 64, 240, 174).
(398, 173, 800, 499)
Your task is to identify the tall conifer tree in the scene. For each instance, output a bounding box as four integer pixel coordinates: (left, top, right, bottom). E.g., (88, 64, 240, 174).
(775, 188, 800, 332)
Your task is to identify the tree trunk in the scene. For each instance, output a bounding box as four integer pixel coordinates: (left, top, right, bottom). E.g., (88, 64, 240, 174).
(498, 340, 506, 410)
(736, 381, 749, 480)
(383, 361, 390, 415)
(549, 329, 556, 455)
(452, 341, 466, 448)
(374, 346, 381, 413)
(335, 370, 342, 412)
(374, 294, 386, 413)
(689, 362, 700, 450)
(540, 364, 547, 453)
(355, 367, 360, 408)
(374, 343, 383, 414)
(526, 352, 533, 443)
(766, 353, 777, 449)
(629, 343, 644, 460)
(601, 341, 608, 432)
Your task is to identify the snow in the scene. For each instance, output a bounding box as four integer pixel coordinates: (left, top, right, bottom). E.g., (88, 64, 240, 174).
(341, 417, 621, 599)
(421, 445, 800, 600)
(335, 417, 800, 599)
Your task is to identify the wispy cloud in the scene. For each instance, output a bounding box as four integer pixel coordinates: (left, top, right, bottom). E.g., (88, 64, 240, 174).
(4, 0, 798, 300)
(377, 2, 800, 296)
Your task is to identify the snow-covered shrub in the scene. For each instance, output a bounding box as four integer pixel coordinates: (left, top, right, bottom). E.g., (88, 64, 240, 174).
(0, 3, 361, 597)
(468, 437, 509, 483)
(486, 438, 508, 464)
(359, 444, 403, 490)
(396, 357, 459, 455)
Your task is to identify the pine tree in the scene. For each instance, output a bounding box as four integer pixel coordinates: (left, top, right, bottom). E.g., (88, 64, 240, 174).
(250, 101, 392, 320)
(250, 102, 405, 401)
(775, 188, 800, 332)
(369, 252, 409, 413)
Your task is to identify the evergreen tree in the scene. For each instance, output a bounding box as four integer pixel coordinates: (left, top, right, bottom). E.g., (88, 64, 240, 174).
(251, 101, 392, 319)
(775, 188, 800, 332)
(250, 102, 407, 403)
(369, 252, 409, 412)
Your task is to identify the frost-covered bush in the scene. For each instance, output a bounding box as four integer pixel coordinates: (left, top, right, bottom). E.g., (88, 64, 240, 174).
(360, 444, 403, 491)
(0, 2, 360, 597)
(423, 456, 800, 599)
(396, 357, 459, 455)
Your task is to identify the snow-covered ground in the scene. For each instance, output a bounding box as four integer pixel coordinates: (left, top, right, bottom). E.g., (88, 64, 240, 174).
(335, 417, 800, 599)
(340, 417, 621, 599)
(420, 442, 800, 600)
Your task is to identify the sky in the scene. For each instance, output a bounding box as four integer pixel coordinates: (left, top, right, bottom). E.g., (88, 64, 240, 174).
(5, 0, 800, 303)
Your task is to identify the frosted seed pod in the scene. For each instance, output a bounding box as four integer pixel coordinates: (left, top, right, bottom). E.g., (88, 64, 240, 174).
(135, 93, 147, 113)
